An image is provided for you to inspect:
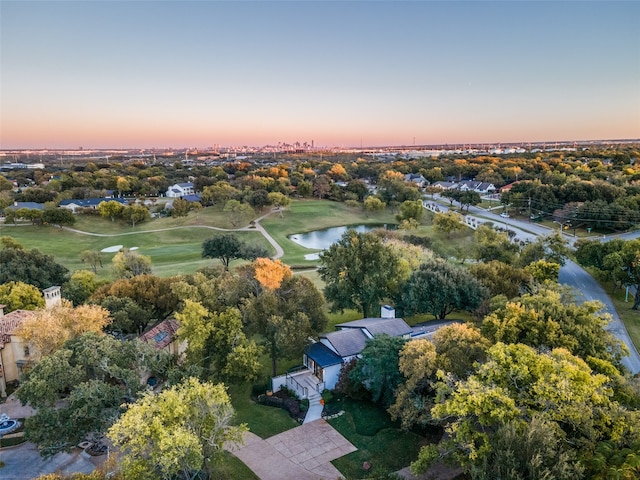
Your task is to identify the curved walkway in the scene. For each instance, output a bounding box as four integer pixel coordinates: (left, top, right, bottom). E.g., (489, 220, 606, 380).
(59, 208, 285, 259)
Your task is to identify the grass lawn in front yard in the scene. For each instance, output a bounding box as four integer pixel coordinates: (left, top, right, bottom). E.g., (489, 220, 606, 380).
(327, 397, 431, 479)
(227, 383, 298, 439)
(210, 450, 260, 480)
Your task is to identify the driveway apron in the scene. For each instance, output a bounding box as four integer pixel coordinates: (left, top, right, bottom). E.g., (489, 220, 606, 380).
(226, 419, 356, 480)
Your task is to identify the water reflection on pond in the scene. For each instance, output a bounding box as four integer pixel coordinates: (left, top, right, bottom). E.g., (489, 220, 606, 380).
(289, 224, 395, 253)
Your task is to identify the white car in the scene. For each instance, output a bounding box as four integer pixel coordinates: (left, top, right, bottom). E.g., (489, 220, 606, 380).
(500, 212, 510, 218)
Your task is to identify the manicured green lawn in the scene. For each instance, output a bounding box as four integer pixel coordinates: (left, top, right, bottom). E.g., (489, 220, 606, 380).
(327, 397, 430, 479)
(1, 199, 474, 280)
(0, 215, 272, 279)
(571, 265, 640, 353)
(591, 277, 640, 353)
(210, 451, 259, 480)
(612, 295, 640, 358)
(227, 383, 298, 439)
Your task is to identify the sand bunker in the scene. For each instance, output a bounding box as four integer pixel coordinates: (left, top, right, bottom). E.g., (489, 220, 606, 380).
(101, 245, 123, 253)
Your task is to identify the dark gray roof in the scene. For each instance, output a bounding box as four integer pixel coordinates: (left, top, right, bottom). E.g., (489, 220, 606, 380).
(305, 342, 343, 367)
(321, 329, 368, 358)
(336, 317, 412, 338)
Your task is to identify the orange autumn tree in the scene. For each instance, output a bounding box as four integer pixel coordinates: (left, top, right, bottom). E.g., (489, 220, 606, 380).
(253, 258, 293, 290)
(15, 300, 112, 359)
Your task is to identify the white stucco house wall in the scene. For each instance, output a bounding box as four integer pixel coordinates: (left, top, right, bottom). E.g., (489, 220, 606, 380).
(165, 182, 195, 198)
(0, 286, 62, 397)
(272, 307, 415, 399)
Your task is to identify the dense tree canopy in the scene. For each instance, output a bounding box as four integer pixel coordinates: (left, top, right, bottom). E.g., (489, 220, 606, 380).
(350, 334, 406, 407)
(17, 332, 173, 456)
(108, 377, 247, 480)
(175, 300, 262, 383)
(575, 238, 640, 309)
(90, 274, 179, 325)
(62, 270, 102, 306)
(0, 280, 45, 312)
(100, 295, 152, 335)
(473, 224, 520, 264)
(15, 300, 112, 359)
(319, 230, 402, 317)
(469, 260, 532, 299)
(399, 258, 488, 320)
(481, 286, 627, 366)
(202, 234, 269, 270)
(242, 273, 327, 376)
(0, 247, 69, 289)
(412, 343, 640, 480)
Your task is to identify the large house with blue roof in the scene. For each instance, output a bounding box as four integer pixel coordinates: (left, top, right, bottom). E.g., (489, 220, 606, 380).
(59, 197, 128, 212)
(272, 306, 427, 400)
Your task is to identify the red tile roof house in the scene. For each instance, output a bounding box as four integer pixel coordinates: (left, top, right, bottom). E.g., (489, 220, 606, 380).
(0, 307, 35, 397)
(138, 318, 186, 357)
(0, 286, 63, 397)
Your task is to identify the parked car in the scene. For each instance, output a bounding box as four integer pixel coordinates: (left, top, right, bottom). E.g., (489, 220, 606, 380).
(500, 212, 510, 218)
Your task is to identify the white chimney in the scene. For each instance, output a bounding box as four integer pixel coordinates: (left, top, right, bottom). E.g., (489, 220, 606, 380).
(381, 305, 395, 318)
(43, 286, 62, 309)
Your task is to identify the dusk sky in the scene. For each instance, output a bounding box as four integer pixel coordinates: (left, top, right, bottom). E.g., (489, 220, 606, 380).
(1, 1, 639, 149)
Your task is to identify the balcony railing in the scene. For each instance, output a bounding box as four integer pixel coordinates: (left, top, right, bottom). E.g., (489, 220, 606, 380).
(285, 370, 308, 398)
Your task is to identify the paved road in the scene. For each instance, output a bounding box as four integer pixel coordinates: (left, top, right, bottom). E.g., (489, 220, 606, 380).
(424, 195, 640, 374)
(559, 260, 640, 374)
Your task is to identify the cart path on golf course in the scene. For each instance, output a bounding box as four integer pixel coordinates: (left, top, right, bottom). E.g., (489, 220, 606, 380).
(57, 208, 285, 259)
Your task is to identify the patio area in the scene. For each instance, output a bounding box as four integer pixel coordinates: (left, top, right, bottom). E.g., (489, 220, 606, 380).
(227, 419, 356, 480)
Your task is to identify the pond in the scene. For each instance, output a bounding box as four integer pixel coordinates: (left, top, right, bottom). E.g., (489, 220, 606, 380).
(289, 224, 395, 259)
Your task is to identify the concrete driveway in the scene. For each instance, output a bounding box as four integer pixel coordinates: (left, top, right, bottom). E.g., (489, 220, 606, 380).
(227, 419, 356, 480)
(0, 395, 101, 479)
(0, 442, 97, 480)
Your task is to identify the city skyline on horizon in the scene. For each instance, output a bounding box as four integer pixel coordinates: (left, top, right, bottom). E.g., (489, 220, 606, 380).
(2, 1, 639, 150)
